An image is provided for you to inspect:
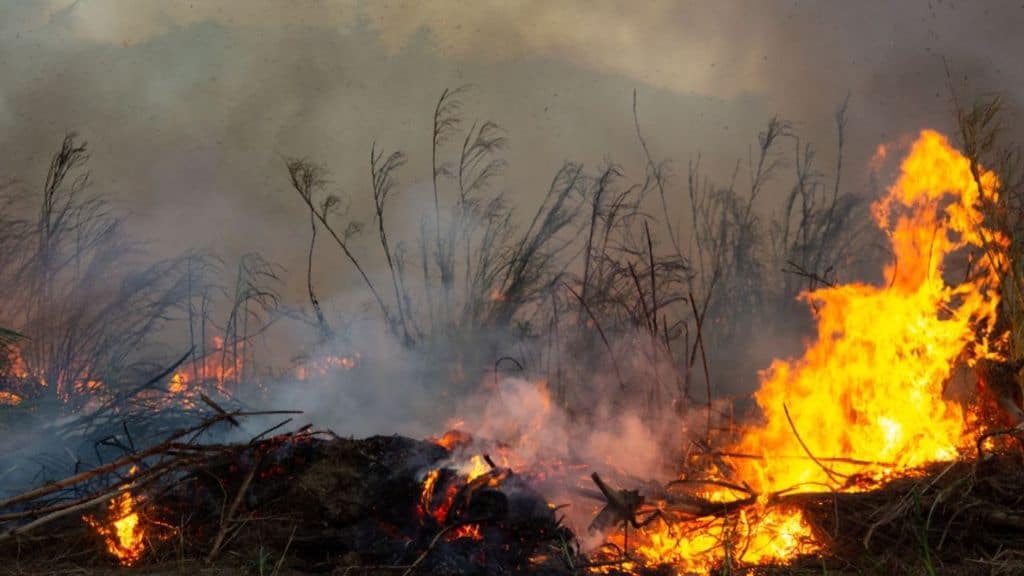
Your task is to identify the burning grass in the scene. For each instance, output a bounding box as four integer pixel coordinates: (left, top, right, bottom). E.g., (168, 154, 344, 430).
(2, 420, 1024, 575)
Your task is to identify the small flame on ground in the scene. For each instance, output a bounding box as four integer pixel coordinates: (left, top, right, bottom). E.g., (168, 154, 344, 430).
(451, 523, 483, 540)
(83, 466, 146, 566)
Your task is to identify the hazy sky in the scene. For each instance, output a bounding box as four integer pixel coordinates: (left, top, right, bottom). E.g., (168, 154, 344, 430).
(1, 0, 1022, 303)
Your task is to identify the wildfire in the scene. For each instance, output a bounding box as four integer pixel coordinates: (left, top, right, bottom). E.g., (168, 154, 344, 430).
(463, 454, 490, 481)
(0, 390, 22, 406)
(600, 130, 1008, 572)
(1, 345, 107, 404)
(166, 337, 244, 406)
(606, 506, 817, 573)
(83, 467, 146, 566)
(294, 352, 360, 381)
(416, 454, 497, 543)
(3, 347, 29, 380)
(732, 129, 1004, 492)
(452, 523, 483, 540)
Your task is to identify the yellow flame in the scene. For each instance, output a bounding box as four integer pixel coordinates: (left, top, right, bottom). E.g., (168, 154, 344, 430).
(734, 129, 1005, 493)
(612, 130, 1007, 572)
(83, 467, 146, 566)
(464, 455, 490, 482)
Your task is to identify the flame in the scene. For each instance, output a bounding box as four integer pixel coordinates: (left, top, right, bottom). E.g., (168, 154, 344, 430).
(463, 455, 490, 482)
(603, 130, 1007, 572)
(83, 466, 146, 566)
(417, 469, 459, 524)
(605, 506, 818, 574)
(0, 390, 22, 406)
(434, 428, 473, 451)
(294, 352, 360, 381)
(166, 337, 245, 406)
(451, 523, 483, 540)
(1, 345, 108, 404)
(416, 454, 497, 539)
(733, 129, 1004, 493)
(4, 347, 29, 380)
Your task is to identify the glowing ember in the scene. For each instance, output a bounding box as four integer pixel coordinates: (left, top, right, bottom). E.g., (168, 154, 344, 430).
(83, 467, 146, 566)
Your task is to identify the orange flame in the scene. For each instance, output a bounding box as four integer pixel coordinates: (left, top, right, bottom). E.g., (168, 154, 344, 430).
(83, 467, 146, 566)
(463, 454, 490, 482)
(166, 337, 244, 406)
(0, 390, 22, 406)
(294, 353, 360, 381)
(734, 129, 1004, 493)
(606, 506, 818, 573)
(417, 454, 496, 536)
(1, 345, 107, 404)
(451, 523, 483, 540)
(610, 130, 1007, 572)
(4, 347, 29, 380)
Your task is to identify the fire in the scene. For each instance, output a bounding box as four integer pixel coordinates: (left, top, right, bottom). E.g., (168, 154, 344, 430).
(732, 129, 1005, 493)
(0, 390, 22, 406)
(294, 352, 360, 380)
(606, 506, 817, 574)
(3, 347, 29, 380)
(463, 454, 490, 482)
(416, 454, 497, 542)
(1, 345, 108, 404)
(166, 337, 245, 406)
(434, 428, 473, 450)
(604, 130, 1007, 572)
(83, 466, 146, 566)
(418, 468, 443, 521)
(451, 523, 483, 540)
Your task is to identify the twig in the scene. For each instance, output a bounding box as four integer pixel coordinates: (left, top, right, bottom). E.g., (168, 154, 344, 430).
(0, 410, 298, 510)
(689, 291, 712, 441)
(207, 457, 260, 563)
(563, 282, 626, 392)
